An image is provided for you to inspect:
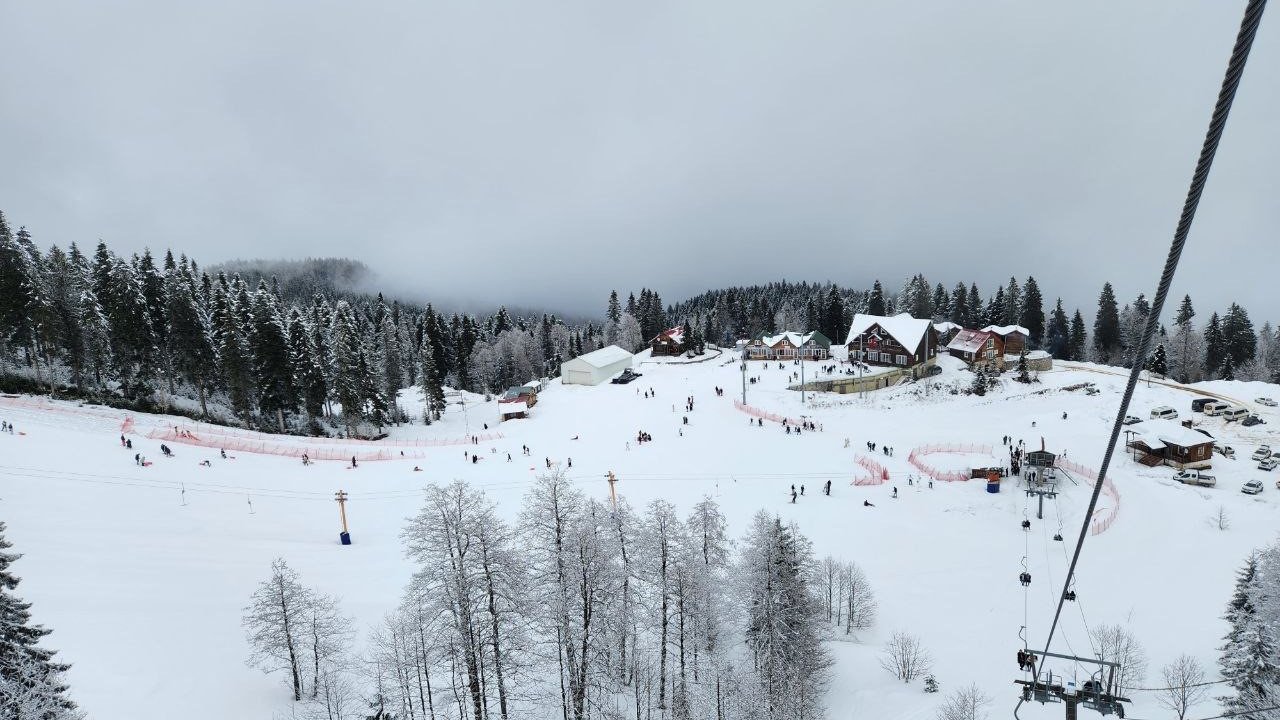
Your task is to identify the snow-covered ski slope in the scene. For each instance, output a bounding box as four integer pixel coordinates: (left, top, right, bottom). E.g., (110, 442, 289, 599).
(2, 353, 1278, 719)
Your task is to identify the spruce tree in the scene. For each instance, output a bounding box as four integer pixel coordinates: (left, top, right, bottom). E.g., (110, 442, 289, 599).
(330, 301, 365, 434)
(949, 283, 968, 326)
(607, 290, 621, 325)
(1020, 277, 1045, 347)
(217, 288, 255, 419)
(250, 285, 295, 432)
(931, 283, 948, 321)
(868, 280, 886, 316)
(987, 287, 1006, 327)
(1004, 276, 1022, 326)
(1148, 343, 1169, 377)
(419, 336, 445, 423)
(967, 283, 983, 328)
(1069, 310, 1087, 361)
(0, 522, 78, 717)
(1204, 312, 1225, 378)
(166, 264, 218, 416)
(1092, 282, 1121, 364)
(1222, 303, 1257, 369)
(823, 286, 845, 343)
(1046, 299, 1069, 359)
(286, 308, 326, 422)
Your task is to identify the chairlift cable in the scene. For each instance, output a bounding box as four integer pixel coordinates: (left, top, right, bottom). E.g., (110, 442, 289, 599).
(1037, 0, 1268, 676)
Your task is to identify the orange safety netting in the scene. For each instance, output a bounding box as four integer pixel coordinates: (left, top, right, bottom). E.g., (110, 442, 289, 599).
(1056, 458, 1120, 536)
(144, 427, 428, 462)
(852, 455, 890, 486)
(155, 419, 501, 447)
(906, 444, 996, 482)
(732, 400, 805, 428)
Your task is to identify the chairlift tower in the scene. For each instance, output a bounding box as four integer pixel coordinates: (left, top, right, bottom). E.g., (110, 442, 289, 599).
(1015, 651, 1129, 719)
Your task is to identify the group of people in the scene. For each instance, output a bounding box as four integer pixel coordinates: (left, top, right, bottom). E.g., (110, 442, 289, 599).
(1, 421, 16, 434)
(641, 387, 657, 399)
(789, 479, 835, 503)
(713, 386, 725, 396)
(864, 441, 895, 457)
(1016, 650, 1039, 673)
(683, 395, 695, 413)
(160, 444, 173, 457)
(636, 430, 653, 444)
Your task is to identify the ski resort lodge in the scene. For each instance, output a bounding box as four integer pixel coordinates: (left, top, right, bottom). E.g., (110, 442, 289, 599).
(560, 345, 634, 386)
(744, 331, 832, 361)
(1125, 420, 1215, 470)
(844, 313, 939, 370)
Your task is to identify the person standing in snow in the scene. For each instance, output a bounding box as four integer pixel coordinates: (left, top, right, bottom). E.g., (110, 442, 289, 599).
(892, 487, 898, 498)
(800, 485, 805, 496)
(351, 456, 357, 468)
(790, 489, 797, 504)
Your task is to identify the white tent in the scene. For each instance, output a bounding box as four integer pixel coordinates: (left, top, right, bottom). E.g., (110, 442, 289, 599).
(561, 345, 634, 386)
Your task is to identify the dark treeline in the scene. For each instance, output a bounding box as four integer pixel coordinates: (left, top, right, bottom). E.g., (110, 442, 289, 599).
(0, 211, 614, 436)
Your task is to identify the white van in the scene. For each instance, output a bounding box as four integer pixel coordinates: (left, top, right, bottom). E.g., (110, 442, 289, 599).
(1203, 401, 1231, 417)
(1222, 406, 1250, 423)
(1150, 406, 1179, 420)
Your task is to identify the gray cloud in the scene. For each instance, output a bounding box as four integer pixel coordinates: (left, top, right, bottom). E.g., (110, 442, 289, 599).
(1, 1, 1276, 322)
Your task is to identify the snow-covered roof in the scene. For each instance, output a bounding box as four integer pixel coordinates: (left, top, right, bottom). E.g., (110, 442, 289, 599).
(845, 313, 932, 350)
(1129, 419, 1213, 450)
(758, 330, 830, 348)
(573, 345, 633, 368)
(981, 324, 1030, 338)
(499, 401, 528, 415)
(946, 329, 992, 354)
(934, 321, 960, 334)
(653, 327, 684, 344)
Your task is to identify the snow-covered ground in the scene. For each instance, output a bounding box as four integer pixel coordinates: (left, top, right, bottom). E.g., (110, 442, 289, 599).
(2, 356, 1278, 719)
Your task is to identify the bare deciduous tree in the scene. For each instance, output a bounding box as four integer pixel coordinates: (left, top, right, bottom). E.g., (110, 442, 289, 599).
(880, 631, 932, 682)
(1157, 654, 1208, 720)
(243, 558, 309, 701)
(1090, 623, 1148, 696)
(935, 683, 992, 720)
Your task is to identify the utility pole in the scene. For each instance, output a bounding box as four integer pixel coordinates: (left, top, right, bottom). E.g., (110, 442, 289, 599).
(607, 471, 618, 512)
(800, 353, 806, 405)
(740, 354, 747, 406)
(335, 490, 352, 545)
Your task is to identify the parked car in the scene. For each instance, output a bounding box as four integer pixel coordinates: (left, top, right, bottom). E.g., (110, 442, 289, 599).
(610, 369, 642, 384)
(1150, 406, 1179, 420)
(1243, 414, 1266, 427)
(1243, 480, 1265, 495)
(1259, 457, 1279, 472)
(1122, 415, 1142, 426)
(1252, 447, 1272, 461)
(1174, 470, 1216, 487)
(1256, 397, 1278, 407)
(1192, 397, 1218, 412)
(1215, 444, 1236, 459)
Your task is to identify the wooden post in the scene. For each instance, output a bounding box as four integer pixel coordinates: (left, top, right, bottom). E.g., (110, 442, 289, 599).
(607, 472, 618, 511)
(335, 490, 352, 545)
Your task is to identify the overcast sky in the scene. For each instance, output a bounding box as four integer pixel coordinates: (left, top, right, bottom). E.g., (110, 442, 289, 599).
(1, 1, 1276, 323)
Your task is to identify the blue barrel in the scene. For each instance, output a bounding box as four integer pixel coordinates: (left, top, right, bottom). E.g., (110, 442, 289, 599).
(340, 531, 352, 545)
(987, 481, 1000, 494)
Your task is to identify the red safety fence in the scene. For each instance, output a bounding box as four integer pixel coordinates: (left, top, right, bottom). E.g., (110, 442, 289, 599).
(144, 427, 428, 462)
(733, 400, 805, 428)
(1057, 458, 1120, 536)
(906, 444, 997, 482)
(853, 455, 890, 486)
(156, 419, 502, 447)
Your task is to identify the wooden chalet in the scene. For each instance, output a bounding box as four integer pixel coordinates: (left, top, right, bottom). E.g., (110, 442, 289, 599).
(744, 330, 832, 361)
(500, 385, 538, 408)
(981, 324, 1029, 355)
(1125, 420, 1214, 470)
(649, 327, 686, 357)
(845, 313, 939, 369)
(946, 329, 1004, 368)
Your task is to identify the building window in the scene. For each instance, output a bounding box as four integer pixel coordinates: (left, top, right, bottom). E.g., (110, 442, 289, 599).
(896, 354, 907, 365)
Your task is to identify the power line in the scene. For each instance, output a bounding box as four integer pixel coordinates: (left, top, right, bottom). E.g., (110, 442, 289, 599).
(1038, 0, 1268, 675)
(1127, 703, 1280, 720)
